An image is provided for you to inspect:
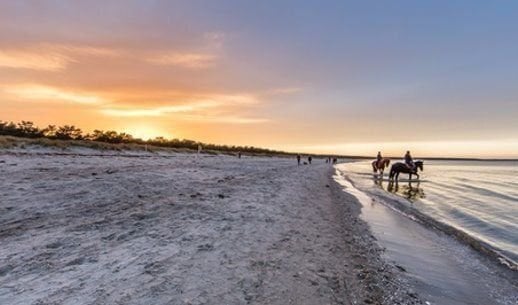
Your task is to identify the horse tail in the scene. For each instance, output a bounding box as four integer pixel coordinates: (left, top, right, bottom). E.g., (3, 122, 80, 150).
(372, 161, 377, 172)
(389, 165, 395, 179)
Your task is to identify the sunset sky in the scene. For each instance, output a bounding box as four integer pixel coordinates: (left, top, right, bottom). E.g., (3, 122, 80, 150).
(1, 1, 518, 158)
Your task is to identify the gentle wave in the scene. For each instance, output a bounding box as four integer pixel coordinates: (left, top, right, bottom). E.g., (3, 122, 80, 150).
(337, 160, 518, 269)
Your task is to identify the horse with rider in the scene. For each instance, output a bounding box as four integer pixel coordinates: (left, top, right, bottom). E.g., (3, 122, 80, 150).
(372, 151, 391, 176)
(373, 150, 424, 182)
(389, 150, 424, 182)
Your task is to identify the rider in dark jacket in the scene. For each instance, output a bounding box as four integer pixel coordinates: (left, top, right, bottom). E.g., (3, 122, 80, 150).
(404, 151, 415, 171)
(376, 151, 382, 162)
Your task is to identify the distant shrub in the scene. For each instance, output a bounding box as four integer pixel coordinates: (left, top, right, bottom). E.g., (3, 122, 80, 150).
(0, 119, 296, 156)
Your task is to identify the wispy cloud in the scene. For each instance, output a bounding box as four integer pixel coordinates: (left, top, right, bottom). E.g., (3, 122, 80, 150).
(0, 50, 73, 71)
(182, 114, 268, 124)
(4, 84, 106, 105)
(100, 93, 258, 117)
(52, 44, 120, 57)
(266, 87, 303, 95)
(146, 52, 217, 69)
(100, 101, 219, 117)
(144, 31, 224, 69)
(0, 44, 120, 71)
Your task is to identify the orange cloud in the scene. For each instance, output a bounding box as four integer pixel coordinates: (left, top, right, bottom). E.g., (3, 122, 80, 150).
(146, 52, 217, 69)
(182, 114, 268, 124)
(0, 44, 119, 71)
(100, 93, 259, 117)
(0, 50, 73, 71)
(100, 102, 218, 117)
(3, 84, 107, 105)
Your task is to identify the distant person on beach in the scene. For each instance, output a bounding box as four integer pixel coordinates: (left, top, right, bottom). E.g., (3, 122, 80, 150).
(404, 151, 414, 171)
(197, 144, 202, 158)
(297, 154, 301, 165)
(238, 151, 242, 159)
(308, 156, 312, 164)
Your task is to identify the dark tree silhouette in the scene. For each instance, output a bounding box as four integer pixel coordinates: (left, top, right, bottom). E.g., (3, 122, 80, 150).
(55, 125, 83, 140)
(17, 121, 43, 138)
(43, 125, 58, 138)
(0, 119, 297, 156)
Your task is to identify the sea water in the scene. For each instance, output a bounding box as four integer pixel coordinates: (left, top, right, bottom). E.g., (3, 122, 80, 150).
(337, 160, 518, 265)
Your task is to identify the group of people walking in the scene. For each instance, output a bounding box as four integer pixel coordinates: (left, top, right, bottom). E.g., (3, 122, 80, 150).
(296, 154, 337, 165)
(296, 154, 313, 165)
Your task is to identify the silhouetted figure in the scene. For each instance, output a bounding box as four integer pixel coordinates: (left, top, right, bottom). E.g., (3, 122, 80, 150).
(197, 144, 202, 159)
(238, 151, 242, 159)
(332, 158, 337, 164)
(308, 156, 312, 164)
(297, 154, 301, 166)
(376, 151, 382, 163)
(404, 151, 414, 171)
(389, 160, 423, 182)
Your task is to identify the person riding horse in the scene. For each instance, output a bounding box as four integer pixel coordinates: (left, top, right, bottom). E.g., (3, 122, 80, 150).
(389, 152, 423, 182)
(404, 151, 415, 172)
(372, 152, 390, 176)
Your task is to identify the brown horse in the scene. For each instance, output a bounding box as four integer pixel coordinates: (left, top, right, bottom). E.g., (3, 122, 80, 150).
(389, 160, 424, 182)
(372, 158, 391, 176)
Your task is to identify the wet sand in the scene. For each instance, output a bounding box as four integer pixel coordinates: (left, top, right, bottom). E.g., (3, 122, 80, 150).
(334, 167, 518, 305)
(0, 149, 420, 305)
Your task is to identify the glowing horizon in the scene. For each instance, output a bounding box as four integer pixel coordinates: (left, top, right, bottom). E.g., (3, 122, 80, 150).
(1, 1, 517, 158)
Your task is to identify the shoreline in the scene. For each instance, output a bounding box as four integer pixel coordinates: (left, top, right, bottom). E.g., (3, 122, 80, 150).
(0, 149, 422, 305)
(340, 164, 518, 273)
(334, 165, 518, 304)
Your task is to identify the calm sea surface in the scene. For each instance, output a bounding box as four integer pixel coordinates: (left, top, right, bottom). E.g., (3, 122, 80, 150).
(338, 160, 518, 264)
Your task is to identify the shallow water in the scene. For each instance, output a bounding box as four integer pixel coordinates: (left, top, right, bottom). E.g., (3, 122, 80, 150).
(339, 160, 518, 264)
(333, 168, 518, 305)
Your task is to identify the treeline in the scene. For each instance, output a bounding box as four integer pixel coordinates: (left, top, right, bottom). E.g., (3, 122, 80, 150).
(0, 120, 290, 155)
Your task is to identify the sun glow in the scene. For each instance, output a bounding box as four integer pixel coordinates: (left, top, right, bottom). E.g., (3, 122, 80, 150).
(120, 124, 170, 140)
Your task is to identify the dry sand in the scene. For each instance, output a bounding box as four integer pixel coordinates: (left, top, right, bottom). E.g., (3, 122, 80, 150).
(0, 148, 421, 305)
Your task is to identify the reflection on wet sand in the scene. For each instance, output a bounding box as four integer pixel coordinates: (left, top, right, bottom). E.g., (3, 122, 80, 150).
(374, 176, 425, 201)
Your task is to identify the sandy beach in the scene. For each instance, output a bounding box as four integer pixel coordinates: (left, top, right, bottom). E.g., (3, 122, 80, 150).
(0, 148, 422, 305)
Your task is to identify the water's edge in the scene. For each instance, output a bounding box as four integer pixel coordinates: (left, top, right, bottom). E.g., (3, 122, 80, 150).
(340, 168, 517, 272)
(333, 168, 518, 305)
